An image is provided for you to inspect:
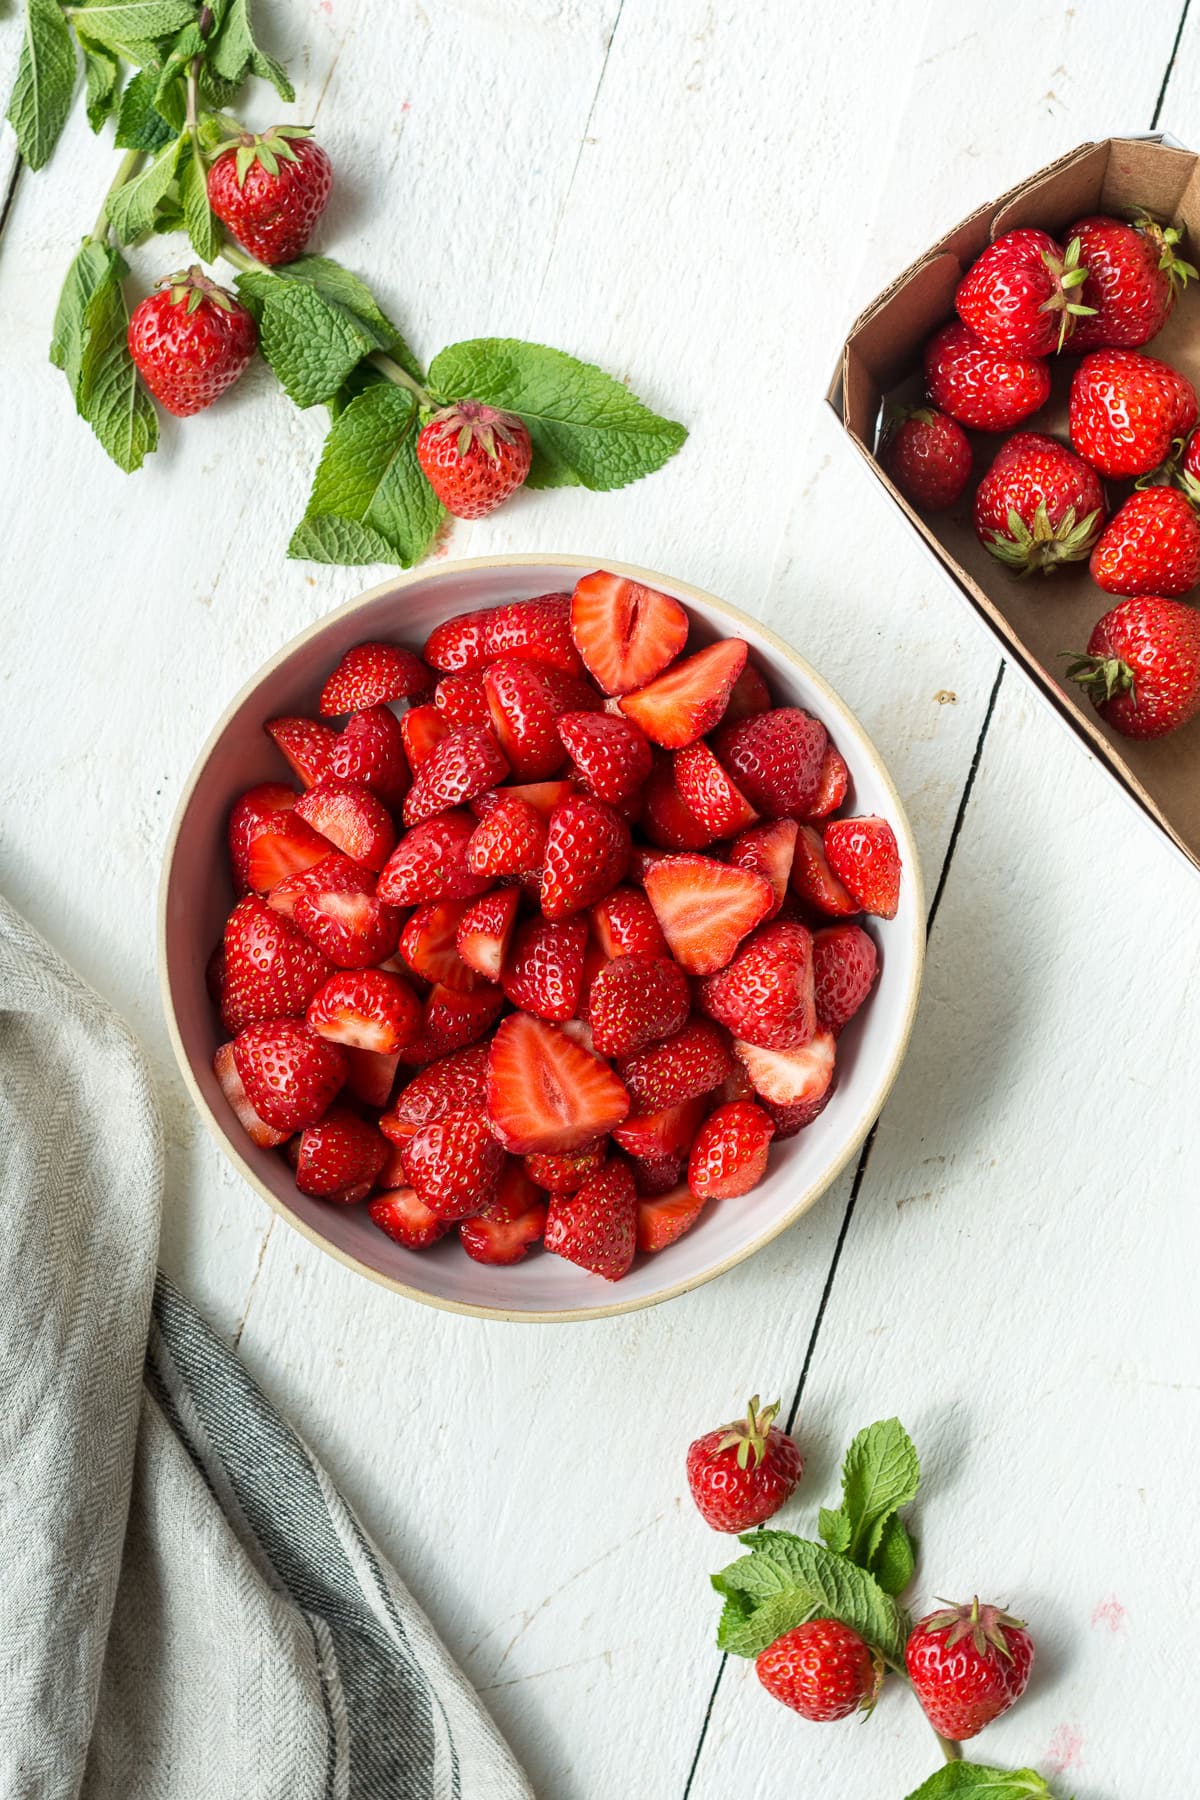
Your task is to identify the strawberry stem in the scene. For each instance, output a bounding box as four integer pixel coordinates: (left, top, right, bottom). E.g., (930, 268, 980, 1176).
(90, 148, 144, 243)
(935, 1731, 963, 1763)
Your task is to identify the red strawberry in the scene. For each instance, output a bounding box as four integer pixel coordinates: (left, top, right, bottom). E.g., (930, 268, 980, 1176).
(1066, 213, 1195, 351)
(379, 1042, 491, 1143)
(229, 788, 329, 895)
(467, 792, 547, 879)
(401, 704, 449, 770)
(1089, 485, 1200, 597)
(424, 597, 579, 676)
(1070, 349, 1198, 479)
(699, 920, 816, 1051)
(763, 1082, 835, 1139)
(612, 1095, 708, 1159)
(712, 707, 828, 819)
(543, 1159, 638, 1281)
(294, 780, 395, 871)
(590, 886, 669, 960)
(524, 1137, 606, 1195)
(812, 925, 878, 1035)
(486, 1014, 630, 1153)
(685, 1395, 802, 1531)
(723, 661, 772, 725)
(637, 1185, 705, 1251)
(401, 1110, 504, 1219)
(630, 1151, 688, 1196)
(368, 1187, 452, 1250)
(734, 1031, 836, 1109)
(1182, 425, 1200, 495)
(483, 656, 568, 780)
(1065, 595, 1200, 739)
(459, 1168, 548, 1265)
(266, 715, 337, 788)
(880, 406, 972, 510)
(641, 753, 715, 850)
(824, 817, 901, 918)
(502, 915, 589, 1021)
(587, 955, 690, 1058)
(376, 811, 488, 905)
(687, 1101, 774, 1199)
(673, 740, 758, 836)
(472, 778, 578, 821)
(557, 710, 652, 805)
(974, 432, 1106, 574)
(643, 854, 773, 975)
(402, 724, 509, 826)
(306, 967, 422, 1053)
(906, 1599, 1035, 1742)
(416, 401, 532, 519)
(955, 227, 1093, 354)
(540, 796, 630, 918)
(620, 1018, 731, 1111)
(207, 126, 332, 265)
(342, 1046, 402, 1109)
(212, 1040, 288, 1148)
(728, 818, 798, 917)
(232, 1018, 346, 1133)
(399, 900, 483, 991)
(290, 855, 402, 968)
(805, 746, 850, 821)
(757, 1620, 878, 1721)
(228, 784, 300, 891)
(221, 894, 334, 1033)
(407, 983, 505, 1064)
(295, 1108, 388, 1200)
(435, 671, 492, 730)
(456, 887, 520, 982)
(922, 320, 1051, 432)
(569, 570, 690, 695)
(128, 266, 257, 416)
(790, 824, 859, 917)
(327, 706, 411, 810)
(619, 639, 747, 748)
(320, 643, 431, 715)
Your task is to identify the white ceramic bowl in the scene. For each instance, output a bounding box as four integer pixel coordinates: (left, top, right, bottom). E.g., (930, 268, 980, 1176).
(159, 555, 924, 1322)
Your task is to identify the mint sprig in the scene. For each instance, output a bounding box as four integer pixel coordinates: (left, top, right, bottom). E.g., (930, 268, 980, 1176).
(712, 1528, 911, 1667)
(903, 1768, 1060, 1799)
(818, 1415, 920, 1595)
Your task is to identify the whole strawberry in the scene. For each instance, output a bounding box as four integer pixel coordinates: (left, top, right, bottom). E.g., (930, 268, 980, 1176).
(1066, 213, 1195, 351)
(974, 432, 1105, 574)
(1065, 596, 1200, 739)
(207, 126, 333, 265)
(1070, 349, 1198, 479)
(685, 1395, 802, 1531)
(955, 228, 1093, 354)
(757, 1619, 879, 1721)
(880, 407, 971, 511)
(128, 267, 257, 417)
(906, 1598, 1034, 1742)
(417, 401, 533, 519)
(923, 320, 1051, 432)
(1089, 486, 1200, 597)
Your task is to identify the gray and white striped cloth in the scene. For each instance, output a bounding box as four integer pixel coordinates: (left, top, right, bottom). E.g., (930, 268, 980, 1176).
(0, 895, 532, 1800)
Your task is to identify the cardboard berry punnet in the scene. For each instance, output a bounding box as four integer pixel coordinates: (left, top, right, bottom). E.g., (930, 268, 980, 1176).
(830, 133, 1200, 877)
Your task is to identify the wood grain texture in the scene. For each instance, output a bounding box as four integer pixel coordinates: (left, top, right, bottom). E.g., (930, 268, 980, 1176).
(1, 0, 1197, 1793)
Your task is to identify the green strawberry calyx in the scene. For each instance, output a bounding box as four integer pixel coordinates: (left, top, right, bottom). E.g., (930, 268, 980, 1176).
(707, 1394, 782, 1471)
(1063, 650, 1136, 705)
(985, 501, 1102, 576)
(426, 400, 527, 464)
(160, 265, 241, 315)
(922, 1596, 1028, 1661)
(1132, 213, 1199, 295)
(1037, 236, 1097, 350)
(215, 123, 315, 187)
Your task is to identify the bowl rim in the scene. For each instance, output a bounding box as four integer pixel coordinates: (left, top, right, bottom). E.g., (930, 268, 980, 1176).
(158, 553, 925, 1323)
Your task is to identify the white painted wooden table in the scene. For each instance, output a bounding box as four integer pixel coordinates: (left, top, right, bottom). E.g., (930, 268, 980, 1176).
(3, 3, 1197, 1794)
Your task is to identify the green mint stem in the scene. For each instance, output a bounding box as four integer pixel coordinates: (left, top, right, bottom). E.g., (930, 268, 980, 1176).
(90, 149, 144, 243)
(934, 1732, 963, 1763)
(369, 350, 431, 406)
(220, 240, 268, 274)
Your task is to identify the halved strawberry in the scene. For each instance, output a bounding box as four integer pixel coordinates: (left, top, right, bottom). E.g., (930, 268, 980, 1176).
(729, 818, 799, 918)
(376, 810, 488, 906)
(483, 656, 567, 780)
(619, 639, 748, 748)
(294, 780, 395, 871)
(643, 854, 773, 975)
(239, 798, 330, 895)
(327, 706, 411, 810)
(221, 894, 334, 1033)
(524, 1136, 606, 1194)
(320, 642, 431, 715)
(232, 1018, 347, 1133)
(789, 825, 860, 917)
(343, 1045, 402, 1109)
(540, 795, 630, 919)
(212, 1040, 288, 1147)
(485, 594, 581, 673)
(379, 1041, 490, 1143)
(569, 571, 690, 695)
(228, 783, 300, 891)
(636, 1184, 706, 1251)
(404, 982, 506, 1065)
(471, 779, 578, 821)
(763, 1082, 835, 1139)
(587, 954, 690, 1058)
(368, 1186, 452, 1249)
(619, 1019, 731, 1112)
(824, 817, 901, 919)
(813, 924, 878, 1034)
(544, 1159, 638, 1280)
(611, 1094, 708, 1159)
(641, 754, 715, 850)
(486, 1013, 630, 1153)
(590, 886, 668, 960)
(291, 856, 402, 969)
(295, 1107, 388, 1199)
(713, 706, 829, 820)
(399, 899, 484, 992)
(307, 967, 422, 1053)
(673, 740, 758, 836)
(266, 715, 337, 788)
(467, 792, 547, 880)
(401, 1110, 504, 1219)
(403, 723, 509, 827)
(806, 745, 850, 820)
(435, 671, 492, 729)
(459, 1164, 549, 1264)
(502, 916, 588, 1022)
(723, 661, 772, 725)
(401, 703, 449, 770)
(733, 1031, 836, 1109)
(699, 920, 816, 1051)
(557, 710, 653, 805)
(687, 1100, 775, 1199)
(456, 887, 520, 982)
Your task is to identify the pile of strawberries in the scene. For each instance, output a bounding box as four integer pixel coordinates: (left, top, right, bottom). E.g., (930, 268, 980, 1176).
(207, 573, 902, 1281)
(882, 212, 1200, 743)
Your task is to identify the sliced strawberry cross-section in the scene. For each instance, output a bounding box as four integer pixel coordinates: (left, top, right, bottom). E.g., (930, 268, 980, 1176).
(213, 1040, 288, 1148)
(291, 854, 402, 968)
(733, 1030, 836, 1110)
(729, 818, 799, 918)
(486, 1013, 630, 1154)
(294, 779, 395, 872)
(569, 571, 690, 695)
(399, 899, 485, 992)
(456, 887, 520, 983)
(368, 1186, 452, 1250)
(306, 967, 422, 1054)
(459, 1166, 549, 1265)
(643, 853, 774, 975)
(619, 638, 748, 748)
(401, 703, 449, 771)
(636, 1185, 706, 1252)
(789, 824, 860, 917)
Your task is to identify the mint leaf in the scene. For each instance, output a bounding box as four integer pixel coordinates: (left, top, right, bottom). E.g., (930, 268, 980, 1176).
(114, 68, 176, 150)
(78, 32, 120, 132)
(106, 132, 184, 241)
(73, 0, 197, 53)
(264, 256, 424, 381)
(817, 1506, 852, 1555)
(819, 1418, 921, 1575)
(711, 1530, 909, 1666)
(180, 136, 218, 260)
(209, 0, 293, 99)
(50, 238, 114, 394)
(427, 338, 686, 492)
(289, 384, 444, 568)
(150, 20, 204, 127)
(236, 270, 378, 408)
(54, 243, 158, 472)
(873, 1513, 916, 1597)
(6, 0, 77, 171)
(903, 1767, 1056, 1799)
